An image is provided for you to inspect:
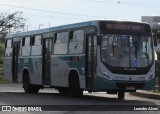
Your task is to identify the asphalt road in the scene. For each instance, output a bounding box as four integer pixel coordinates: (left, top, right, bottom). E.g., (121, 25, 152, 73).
(0, 83, 159, 114)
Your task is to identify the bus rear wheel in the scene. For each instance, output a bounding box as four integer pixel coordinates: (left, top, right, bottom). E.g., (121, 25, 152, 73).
(23, 73, 39, 93)
(69, 75, 83, 97)
(118, 91, 125, 99)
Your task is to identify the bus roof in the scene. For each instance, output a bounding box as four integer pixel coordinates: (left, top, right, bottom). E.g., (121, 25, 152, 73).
(6, 20, 149, 39)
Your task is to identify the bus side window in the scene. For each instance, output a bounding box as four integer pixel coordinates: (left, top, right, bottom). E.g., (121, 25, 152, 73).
(35, 35, 42, 45)
(51, 34, 57, 54)
(54, 32, 69, 54)
(31, 35, 42, 56)
(5, 39, 13, 57)
(22, 37, 31, 56)
(7, 39, 12, 48)
(25, 37, 30, 46)
(69, 30, 84, 54)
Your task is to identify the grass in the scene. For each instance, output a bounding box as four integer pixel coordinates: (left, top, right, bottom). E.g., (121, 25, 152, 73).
(0, 76, 10, 84)
(0, 42, 6, 83)
(0, 65, 10, 83)
(0, 43, 4, 64)
(0, 66, 3, 72)
(155, 91, 160, 94)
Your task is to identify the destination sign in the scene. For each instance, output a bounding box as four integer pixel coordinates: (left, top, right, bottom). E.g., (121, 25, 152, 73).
(105, 23, 145, 31)
(99, 21, 151, 35)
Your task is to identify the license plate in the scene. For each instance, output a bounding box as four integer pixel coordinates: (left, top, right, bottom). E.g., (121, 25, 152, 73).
(126, 86, 135, 90)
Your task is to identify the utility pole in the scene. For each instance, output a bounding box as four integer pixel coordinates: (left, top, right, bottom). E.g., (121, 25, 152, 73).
(39, 24, 43, 29)
(26, 25, 30, 31)
(49, 22, 50, 27)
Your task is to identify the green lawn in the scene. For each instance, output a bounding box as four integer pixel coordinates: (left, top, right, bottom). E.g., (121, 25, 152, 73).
(0, 65, 10, 83)
(155, 91, 160, 94)
(0, 66, 3, 74)
(0, 43, 4, 64)
(0, 76, 10, 84)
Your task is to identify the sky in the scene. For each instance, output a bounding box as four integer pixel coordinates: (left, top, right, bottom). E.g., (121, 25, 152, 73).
(0, 0, 160, 31)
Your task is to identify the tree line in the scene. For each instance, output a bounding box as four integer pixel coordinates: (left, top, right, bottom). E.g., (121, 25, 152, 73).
(0, 11, 25, 43)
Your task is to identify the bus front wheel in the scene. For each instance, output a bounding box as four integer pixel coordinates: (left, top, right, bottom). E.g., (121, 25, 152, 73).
(69, 75, 83, 97)
(118, 91, 125, 99)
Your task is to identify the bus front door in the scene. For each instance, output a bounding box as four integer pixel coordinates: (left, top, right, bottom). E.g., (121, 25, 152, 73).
(86, 35, 97, 89)
(12, 41, 20, 83)
(43, 39, 52, 85)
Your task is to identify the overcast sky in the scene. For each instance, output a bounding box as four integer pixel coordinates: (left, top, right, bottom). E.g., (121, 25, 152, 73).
(0, 0, 160, 31)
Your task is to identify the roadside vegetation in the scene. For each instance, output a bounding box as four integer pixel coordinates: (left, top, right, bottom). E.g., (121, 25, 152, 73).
(0, 43, 4, 64)
(155, 91, 160, 94)
(0, 42, 9, 83)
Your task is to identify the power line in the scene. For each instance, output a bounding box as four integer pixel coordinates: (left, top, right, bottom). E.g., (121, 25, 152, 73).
(24, 13, 85, 21)
(0, 3, 140, 22)
(86, 0, 116, 4)
(86, 0, 160, 7)
(118, 1, 160, 7)
(0, 3, 106, 19)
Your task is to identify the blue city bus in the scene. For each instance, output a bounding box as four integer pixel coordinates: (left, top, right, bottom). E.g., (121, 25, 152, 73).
(4, 20, 156, 99)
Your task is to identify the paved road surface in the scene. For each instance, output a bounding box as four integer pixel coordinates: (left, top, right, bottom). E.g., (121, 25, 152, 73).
(0, 83, 159, 114)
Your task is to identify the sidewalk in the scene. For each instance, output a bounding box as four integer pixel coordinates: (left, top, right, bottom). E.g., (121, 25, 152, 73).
(130, 90, 160, 100)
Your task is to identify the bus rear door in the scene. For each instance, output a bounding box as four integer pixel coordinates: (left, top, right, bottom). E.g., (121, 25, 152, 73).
(12, 41, 20, 82)
(43, 38, 52, 85)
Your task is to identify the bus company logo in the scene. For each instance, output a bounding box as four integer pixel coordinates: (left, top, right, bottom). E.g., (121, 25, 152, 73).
(35, 61, 39, 70)
(2, 106, 11, 111)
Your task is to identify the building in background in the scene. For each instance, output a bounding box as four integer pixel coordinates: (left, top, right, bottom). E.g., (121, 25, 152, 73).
(141, 16, 160, 28)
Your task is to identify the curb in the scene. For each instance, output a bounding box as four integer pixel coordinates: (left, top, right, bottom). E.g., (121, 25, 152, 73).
(130, 90, 160, 100)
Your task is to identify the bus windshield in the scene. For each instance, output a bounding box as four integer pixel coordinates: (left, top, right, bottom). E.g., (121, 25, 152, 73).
(101, 34, 153, 68)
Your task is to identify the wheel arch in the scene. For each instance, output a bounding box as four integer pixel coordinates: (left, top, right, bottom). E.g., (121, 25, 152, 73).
(68, 68, 80, 86)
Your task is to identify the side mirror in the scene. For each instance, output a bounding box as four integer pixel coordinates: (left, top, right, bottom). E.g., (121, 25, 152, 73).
(153, 34, 158, 46)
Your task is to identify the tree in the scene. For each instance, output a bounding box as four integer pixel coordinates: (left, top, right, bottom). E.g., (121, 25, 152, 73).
(152, 27, 160, 42)
(0, 11, 25, 42)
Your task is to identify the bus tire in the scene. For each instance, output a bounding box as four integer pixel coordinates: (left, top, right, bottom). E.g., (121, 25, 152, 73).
(118, 91, 125, 99)
(23, 72, 39, 93)
(69, 75, 83, 98)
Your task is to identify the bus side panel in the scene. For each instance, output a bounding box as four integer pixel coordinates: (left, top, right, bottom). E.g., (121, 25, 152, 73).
(66, 55, 86, 89)
(51, 55, 86, 88)
(51, 56, 69, 87)
(4, 57, 12, 81)
(18, 57, 34, 83)
(17, 57, 23, 83)
(18, 73, 23, 82)
(30, 56, 43, 85)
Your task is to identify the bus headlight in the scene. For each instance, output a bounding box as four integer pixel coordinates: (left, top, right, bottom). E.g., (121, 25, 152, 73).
(102, 72, 112, 80)
(148, 71, 154, 80)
